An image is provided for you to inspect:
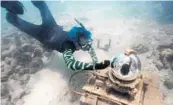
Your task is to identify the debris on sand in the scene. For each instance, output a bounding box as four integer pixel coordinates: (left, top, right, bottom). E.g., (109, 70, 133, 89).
(152, 43, 173, 71)
(164, 79, 173, 90)
(131, 40, 150, 54)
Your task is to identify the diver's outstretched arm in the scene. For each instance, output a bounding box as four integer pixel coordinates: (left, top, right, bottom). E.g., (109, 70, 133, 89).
(63, 49, 110, 71)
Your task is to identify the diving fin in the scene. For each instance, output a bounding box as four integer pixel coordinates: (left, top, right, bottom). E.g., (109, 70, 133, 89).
(1, 1, 25, 15)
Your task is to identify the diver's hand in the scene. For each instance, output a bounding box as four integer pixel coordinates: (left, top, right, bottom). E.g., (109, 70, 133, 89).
(124, 49, 136, 55)
(95, 60, 110, 69)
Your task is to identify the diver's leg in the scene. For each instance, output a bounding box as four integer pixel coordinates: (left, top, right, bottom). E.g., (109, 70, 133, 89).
(6, 12, 44, 42)
(31, 1, 57, 27)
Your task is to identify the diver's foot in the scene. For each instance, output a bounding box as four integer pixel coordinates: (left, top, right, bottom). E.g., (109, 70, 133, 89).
(1, 1, 24, 15)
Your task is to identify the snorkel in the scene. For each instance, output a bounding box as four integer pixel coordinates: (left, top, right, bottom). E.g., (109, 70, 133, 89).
(75, 18, 86, 29)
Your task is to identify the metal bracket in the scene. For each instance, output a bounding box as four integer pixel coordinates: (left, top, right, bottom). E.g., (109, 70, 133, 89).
(97, 39, 111, 51)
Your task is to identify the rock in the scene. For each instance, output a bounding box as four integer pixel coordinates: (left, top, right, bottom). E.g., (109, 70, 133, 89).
(18, 68, 29, 75)
(29, 58, 43, 74)
(1, 50, 13, 60)
(32, 39, 42, 46)
(152, 43, 173, 71)
(1, 83, 10, 99)
(1, 31, 49, 105)
(15, 66, 24, 73)
(155, 62, 164, 70)
(19, 74, 30, 85)
(9, 45, 17, 51)
(14, 35, 22, 46)
(1, 61, 6, 71)
(1, 64, 12, 82)
(23, 87, 31, 95)
(33, 48, 43, 58)
(161, 49, 173, 59)
(160, 48, 173, 70)
(1, 45, 18, 60)
(131, 43, 149, 54)
(1, 74, 9, 82)
(16, 53, 32, 66)
(10, 73, 21, 81)
(157, 43, 173, 51)
(1, 45, 10, 52)
(10, 88, 25, 103)
(8, 78, 21, 87)
(22, 74, 30, 81)
(5, 57, 12, 65)
(1, 37, 11, 45)
(14, 66, 29, 76)
(1, 45, 17, 60)
(164, 79, 173, 89)
(152, 55, 164, 70)
(21, 44, 34, 52)
(8, 80, 24, 97)
(12, 48, 23, 59)
(1, 97, 10, 105)
(11, 59, 18, 68)
(30, 38, 38, 44)
(20, 35, 31, 44)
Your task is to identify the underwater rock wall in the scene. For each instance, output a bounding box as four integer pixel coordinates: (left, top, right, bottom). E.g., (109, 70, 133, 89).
(1, 31, 53, 105)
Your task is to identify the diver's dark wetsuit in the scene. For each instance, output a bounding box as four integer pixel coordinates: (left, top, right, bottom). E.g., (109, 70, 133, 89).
(6, 1, 72, 53)
(2, 1, 110, 71)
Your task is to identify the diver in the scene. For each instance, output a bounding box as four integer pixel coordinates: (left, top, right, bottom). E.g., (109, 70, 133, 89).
(1, 1, 110, 71)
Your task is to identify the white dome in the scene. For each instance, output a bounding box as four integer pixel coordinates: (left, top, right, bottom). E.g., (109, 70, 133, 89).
(111, 53, 141, 81)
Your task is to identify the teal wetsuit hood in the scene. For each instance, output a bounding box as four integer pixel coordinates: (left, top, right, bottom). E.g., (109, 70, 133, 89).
(68, 26, 92, 41)
(67, 26, 92, 50)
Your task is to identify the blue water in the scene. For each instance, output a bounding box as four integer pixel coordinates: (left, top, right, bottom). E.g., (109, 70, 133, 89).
(1, 1, 173, 35)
